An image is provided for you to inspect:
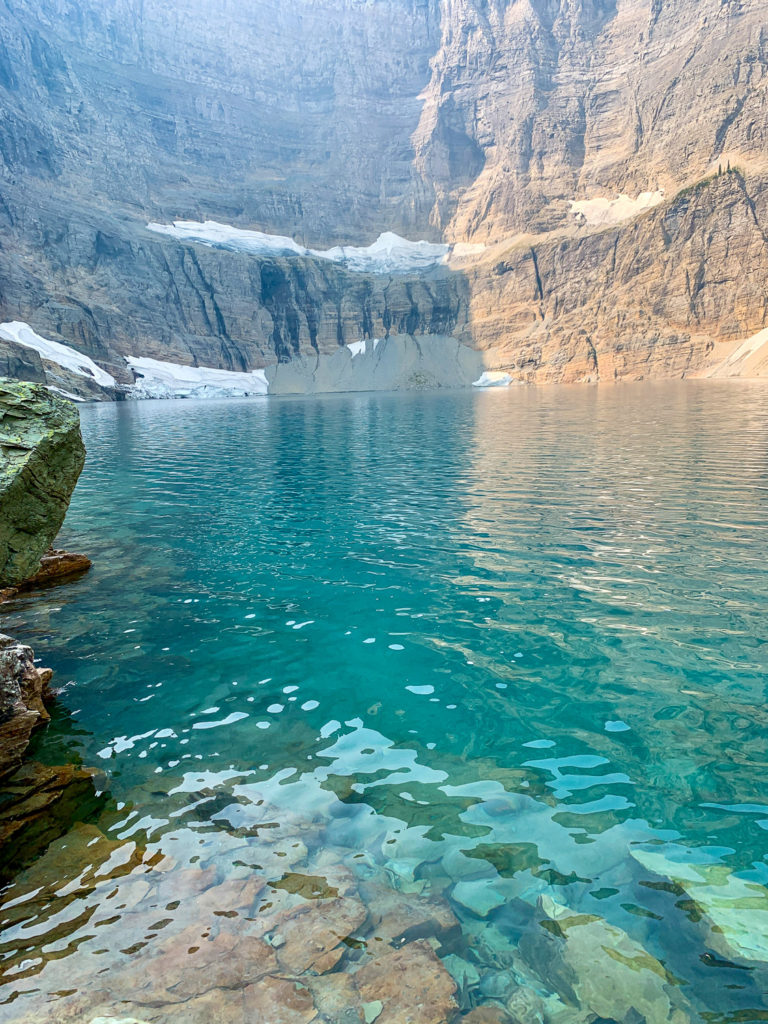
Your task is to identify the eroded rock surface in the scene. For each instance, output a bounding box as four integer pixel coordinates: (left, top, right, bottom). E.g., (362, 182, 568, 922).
(0, 2, 767, 388)
(0, 633, 52, 778)
(0, 380, 86, 586)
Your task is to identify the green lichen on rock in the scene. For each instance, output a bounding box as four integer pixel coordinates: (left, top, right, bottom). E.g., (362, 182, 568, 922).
(0, 378, 85, 587)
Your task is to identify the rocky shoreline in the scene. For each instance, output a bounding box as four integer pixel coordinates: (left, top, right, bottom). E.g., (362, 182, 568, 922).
(0, 753, 705, 1024)
(0, 379, 105, 880)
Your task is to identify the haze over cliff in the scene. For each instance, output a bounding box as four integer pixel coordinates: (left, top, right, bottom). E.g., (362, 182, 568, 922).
(0, 0, 767, 391)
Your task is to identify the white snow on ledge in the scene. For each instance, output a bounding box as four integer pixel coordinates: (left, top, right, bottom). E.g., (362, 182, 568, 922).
(147, 221, 450, 274)
(0, 321, 116, 387)
(472, 371, 514, 388)
(346, 338, 381, 357)
(126, 356, 269, 399)
(570, 190, 665, 228)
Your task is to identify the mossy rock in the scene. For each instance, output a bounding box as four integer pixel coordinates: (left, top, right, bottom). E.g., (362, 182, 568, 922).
(0, 378, 85, 586)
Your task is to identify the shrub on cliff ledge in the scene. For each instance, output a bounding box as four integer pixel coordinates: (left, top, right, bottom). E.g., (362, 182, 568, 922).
(0, 379, 85, 586)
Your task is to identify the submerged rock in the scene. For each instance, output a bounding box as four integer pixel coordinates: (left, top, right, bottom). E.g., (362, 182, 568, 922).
(20, 548, 92, 588)
(353, 939, 459, 1024)
(359, 881, 461, 949)
(461, 1008, 511, 1024)
(518, 894, 691, 1024)
(0, 379, 86, 587)
(0, 632, 107, 884)
(0, 762, 107, 882)
(452, 879, 508, 918)
(631, 846, 768, 964)
(306, 973, 365, 1024)
(272, 894, 368, 975)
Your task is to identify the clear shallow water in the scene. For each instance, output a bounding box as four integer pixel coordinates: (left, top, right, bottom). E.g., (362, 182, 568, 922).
(2, 382, 768, 1022)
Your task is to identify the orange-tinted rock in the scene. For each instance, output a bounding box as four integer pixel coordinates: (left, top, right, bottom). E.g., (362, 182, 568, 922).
(191, 875, 266, 918)
(147, 928, 278, 1002)
(275, 895, 368, 975)
(21, 549, 92, 588)
(360, 882, 460, 950)
(354, 939, 459, 1024)
(461, 1007, 511, 1024)
(148, 865, 218, 905)
(0, 762, 106, 881)
(306, 973, 365, 1023)
(243, 976, 318, 1024)
(0, 633, 53, 778)
(303, 852, 362, 898)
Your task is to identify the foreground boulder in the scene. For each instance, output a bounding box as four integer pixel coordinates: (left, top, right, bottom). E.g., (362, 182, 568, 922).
(0, 379, 86, 587)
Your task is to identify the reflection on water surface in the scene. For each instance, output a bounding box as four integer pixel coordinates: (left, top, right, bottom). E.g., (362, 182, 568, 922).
(2, 382, 768, 1022)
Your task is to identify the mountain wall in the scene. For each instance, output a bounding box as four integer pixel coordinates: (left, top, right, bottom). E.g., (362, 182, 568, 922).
(0, 0, 767, 389)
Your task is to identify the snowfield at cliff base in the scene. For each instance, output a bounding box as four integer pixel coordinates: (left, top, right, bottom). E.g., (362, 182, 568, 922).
(126, 356, 269, 398)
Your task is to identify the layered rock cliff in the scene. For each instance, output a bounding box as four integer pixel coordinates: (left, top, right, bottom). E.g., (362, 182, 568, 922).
(0, 0, 766, 388)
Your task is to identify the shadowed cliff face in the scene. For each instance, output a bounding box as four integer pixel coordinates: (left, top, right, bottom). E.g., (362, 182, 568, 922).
(0, 0, 767, 386)
(0, 195, 471, 384)
(0, 0, 443, 243)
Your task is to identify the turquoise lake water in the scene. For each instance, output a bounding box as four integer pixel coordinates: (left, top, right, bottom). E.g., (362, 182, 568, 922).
(2, 382, 768, 1021)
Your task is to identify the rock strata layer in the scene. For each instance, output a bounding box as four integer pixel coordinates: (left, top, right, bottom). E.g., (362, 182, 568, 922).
(0, 380, 86, 586)
(0, 0, 767, 390)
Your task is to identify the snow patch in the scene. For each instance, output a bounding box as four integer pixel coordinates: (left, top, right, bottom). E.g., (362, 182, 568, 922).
(147, 220, 449, 274)
(346, 338, 381, 358)
(0, 321, 115, 387)
(46, 386, 85, 403)
(321, 233, 448, 273)
(706, 327, 768, 378)
(126, 356, 268, 399)
(450, 242, 487, 260)
(472, 371, 514, 388)
(570, 191, 665, 227)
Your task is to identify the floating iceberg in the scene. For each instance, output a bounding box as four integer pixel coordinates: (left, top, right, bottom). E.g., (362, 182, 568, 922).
(0, 321, 115, 387)
(126, 356, 268, 399)
(147, 221, 449, 274)
(472, 371, 514, 388)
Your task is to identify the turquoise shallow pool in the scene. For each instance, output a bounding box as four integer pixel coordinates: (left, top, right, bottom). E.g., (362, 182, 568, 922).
(2, 382, 768, 1022)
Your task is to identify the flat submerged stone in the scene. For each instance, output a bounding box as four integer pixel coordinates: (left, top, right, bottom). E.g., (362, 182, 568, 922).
(631, 846, 768, 964)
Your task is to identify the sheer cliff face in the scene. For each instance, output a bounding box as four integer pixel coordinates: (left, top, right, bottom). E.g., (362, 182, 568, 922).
(416, 0, 768, 239)
(0, 0, 442, 242)
(1, 0, 767, 385)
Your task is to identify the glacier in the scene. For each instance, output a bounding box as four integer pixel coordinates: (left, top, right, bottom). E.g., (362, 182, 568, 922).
(0, 321, 116, 388)
(147, 221, 450, 274)
(126, 356, 269, 399)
